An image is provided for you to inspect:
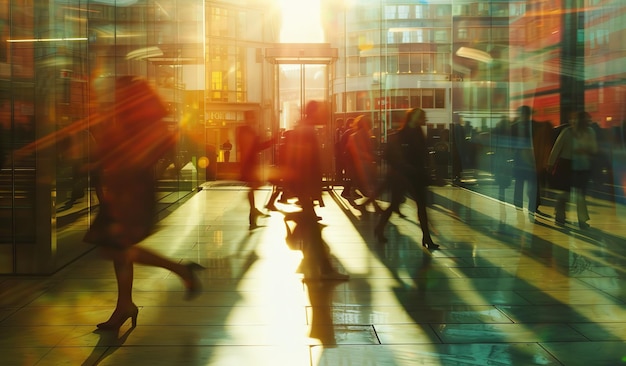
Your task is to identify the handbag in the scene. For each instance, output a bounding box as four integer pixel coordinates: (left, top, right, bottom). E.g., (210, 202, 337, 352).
(548, 157, 572, 191)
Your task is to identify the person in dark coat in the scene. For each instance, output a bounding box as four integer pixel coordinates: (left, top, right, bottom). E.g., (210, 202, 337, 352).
(374, 108, 439, 250)
(510, 105, 553, 215)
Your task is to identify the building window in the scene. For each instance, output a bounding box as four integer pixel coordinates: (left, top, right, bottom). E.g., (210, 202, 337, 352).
(435, 4, 452, 18)
(359, 56, 368, 75)
(208, 43, 244, 102)
(421, 89, 434, 108)
(211, 71, 223, 90)
(414, 5, 425, 19)
(414, 29, 426, 43)
(211, 71, 225, 101)
(346, 91, 356, 112)
(398, 5, 410, 19)
(348, 56, 359, 76)
(399, 53, 410, 73)
(410, 88, 446, 109)
(356, 91, 370, 110)
(357, 54, 380, 76)
(422, 53, 433, 73)
(458, 28, 468, 40)
(411, 90, 421, 108)
(452, 4, 469, 16)
(435, 89, 445, 108)
(434, 29, 449, 43)
(384, 5, 396, 20)
(410, 53, 421, 73)
(387, 54, 399, 73)
(435, 53, 449, 74)
(209, 7, 235, 38)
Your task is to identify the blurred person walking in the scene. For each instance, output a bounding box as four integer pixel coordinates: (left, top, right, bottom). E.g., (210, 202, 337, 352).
(337, 117, 360, 200)
(374, 108, 439, 249)
(282, 101, 349, 280)
(333, 118, 348, 187)
(345, 115, 382, 212)
(265, 129, 292, 211)
(85, 76, 204, 331)
(510, 105, 552, 216)
(236, 110, 274, 229)
(547, 111, 598, 229)
(492, 115, 513, 202)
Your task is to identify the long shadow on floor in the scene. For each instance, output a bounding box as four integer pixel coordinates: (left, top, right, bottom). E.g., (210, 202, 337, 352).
(330, 187, 626, 365)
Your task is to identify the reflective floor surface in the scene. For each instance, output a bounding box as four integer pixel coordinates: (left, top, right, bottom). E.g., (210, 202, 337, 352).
(1, 182, 625, 365)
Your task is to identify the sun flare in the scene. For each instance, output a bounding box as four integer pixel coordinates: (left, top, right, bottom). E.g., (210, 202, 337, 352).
(278, 0, 324, 43)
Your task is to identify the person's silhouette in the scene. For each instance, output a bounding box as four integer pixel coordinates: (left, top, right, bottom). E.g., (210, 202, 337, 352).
(85, 76, 204, 331)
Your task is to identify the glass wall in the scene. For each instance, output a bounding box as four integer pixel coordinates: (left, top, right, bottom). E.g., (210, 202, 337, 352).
(0, 0, 205, 274)
(1, 0, 624, 273)
(325, 0, 625, 209)
(203, 2, 278, 181)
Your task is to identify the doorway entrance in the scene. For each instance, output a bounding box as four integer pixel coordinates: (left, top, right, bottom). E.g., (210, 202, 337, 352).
(265, 43, 338, 183)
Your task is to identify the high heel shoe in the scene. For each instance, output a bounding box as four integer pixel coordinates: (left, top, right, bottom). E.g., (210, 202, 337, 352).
(422, 239, 439, 250)
(184, 262, 205, 301)
(97, 304, 139, 330)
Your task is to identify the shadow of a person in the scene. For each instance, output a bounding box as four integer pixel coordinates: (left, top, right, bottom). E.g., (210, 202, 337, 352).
(283, 210, 348, 281)
(305, 280, 344, 347)
(82, 326, 135, 365)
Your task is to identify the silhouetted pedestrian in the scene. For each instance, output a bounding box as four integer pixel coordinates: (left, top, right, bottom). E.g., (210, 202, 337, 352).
(85, 76, 204, 331)
(548, 111, 598, 228)
(236, 110, 273, 229)
(282, 101, 349, 280)
(374, 108, 439, 250)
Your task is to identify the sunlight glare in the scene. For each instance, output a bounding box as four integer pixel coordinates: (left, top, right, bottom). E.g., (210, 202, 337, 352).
(278, 0, 324, 43)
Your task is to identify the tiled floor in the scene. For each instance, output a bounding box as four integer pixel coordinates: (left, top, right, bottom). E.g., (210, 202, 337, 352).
(1, 182, 625, 365)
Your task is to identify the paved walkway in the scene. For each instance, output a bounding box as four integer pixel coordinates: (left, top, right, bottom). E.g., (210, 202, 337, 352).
(1, 182, 625, 365)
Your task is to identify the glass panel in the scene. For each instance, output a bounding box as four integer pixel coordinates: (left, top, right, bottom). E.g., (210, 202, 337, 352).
(410, 53, 421, 73)
(1, 0, 206, 274)
(331, 0, 625, 210)
(348, 56, 359, 76)
(0, 0, 623, 278)
(435, 88, 445, 109)
(398, 53, 410, 73)
(422, 89, 434, 108)
(387, 54, 398, 74)
(346, 91, 356, 112)
(410, 89, 422, 109)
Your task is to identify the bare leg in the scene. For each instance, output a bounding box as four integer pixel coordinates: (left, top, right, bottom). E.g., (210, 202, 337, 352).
(248, 188, 256, 214)
(248, 185, 268, 228)
(113, 255, 134, 310)
(101, 245, 201, 319)
(97, 248, 138, 329)
(125, 246, 188, 278)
